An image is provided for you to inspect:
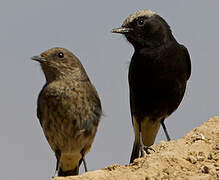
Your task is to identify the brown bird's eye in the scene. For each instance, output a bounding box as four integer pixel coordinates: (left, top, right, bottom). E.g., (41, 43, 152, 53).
(137, 18, 145, 27)
(58, 52, 64, 58)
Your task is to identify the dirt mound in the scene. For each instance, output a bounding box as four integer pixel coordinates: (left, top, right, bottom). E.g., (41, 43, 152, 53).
(53, 117, 219, 180)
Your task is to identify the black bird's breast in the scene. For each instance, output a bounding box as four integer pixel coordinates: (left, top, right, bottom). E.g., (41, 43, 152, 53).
(129, 45, 189, 119)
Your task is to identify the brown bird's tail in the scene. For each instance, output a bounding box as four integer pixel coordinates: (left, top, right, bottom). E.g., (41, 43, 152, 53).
(57, 154, 83, 176)
(58, 167, 79, 176)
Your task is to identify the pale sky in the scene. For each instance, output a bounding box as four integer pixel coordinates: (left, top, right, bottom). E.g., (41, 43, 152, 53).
(1, 1, 219, 180)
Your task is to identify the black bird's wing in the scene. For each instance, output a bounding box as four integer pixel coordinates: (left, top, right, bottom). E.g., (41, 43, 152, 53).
(180, 45, 191, 80)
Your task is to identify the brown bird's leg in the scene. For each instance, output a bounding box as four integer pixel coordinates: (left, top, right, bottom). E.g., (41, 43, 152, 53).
(82, 157, 88, 172)
(161, 119, 171, 141)
(51, 160, 59, 178)
(53, 150, 61, 177)
(54, 159, 59, 176)
(79, 148, 88, 172)
(81, 149, 88, 172)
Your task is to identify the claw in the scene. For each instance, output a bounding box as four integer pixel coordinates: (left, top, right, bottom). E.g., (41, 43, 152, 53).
(144, 146, 155, 154)
(139, 132, 155, 157)
(140, 145, 155, 157)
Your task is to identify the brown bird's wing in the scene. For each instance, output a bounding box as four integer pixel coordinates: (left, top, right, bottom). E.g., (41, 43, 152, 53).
(37, 84, 47, 127)
(78, 85, 102, 132)
(75, 83, 102, 156)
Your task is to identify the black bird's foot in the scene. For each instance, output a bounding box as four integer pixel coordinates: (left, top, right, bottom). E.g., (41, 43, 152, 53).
(144, 146, 155, 154)
(140, 145, 155, 157)
(139, 132, 155, 157)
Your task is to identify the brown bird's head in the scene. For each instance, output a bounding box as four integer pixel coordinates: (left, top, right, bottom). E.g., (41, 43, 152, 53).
(31, 47, 88, 82)
(112, 10, 175, 49)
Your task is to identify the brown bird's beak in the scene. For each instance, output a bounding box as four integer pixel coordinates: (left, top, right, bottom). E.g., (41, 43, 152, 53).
(31, 55, 47, 63)
(111, 27, 132, 34)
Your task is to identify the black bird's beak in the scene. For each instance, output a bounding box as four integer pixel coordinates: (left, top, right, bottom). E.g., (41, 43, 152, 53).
(111, 27, 132, 34)
(31, 56, 46, 63)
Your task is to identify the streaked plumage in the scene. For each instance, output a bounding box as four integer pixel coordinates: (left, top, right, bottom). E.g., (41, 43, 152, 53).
(32, 47, 102, 176)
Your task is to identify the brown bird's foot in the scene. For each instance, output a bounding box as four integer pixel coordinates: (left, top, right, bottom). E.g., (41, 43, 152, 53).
(52, 172, 58, 178)
(51, 172, 58, 179)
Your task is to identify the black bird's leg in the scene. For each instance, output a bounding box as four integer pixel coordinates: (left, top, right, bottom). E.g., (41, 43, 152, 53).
(139, 132, 145, 157)
(139, 131, 155, 157)
(161, 119, 171, 141)
(81, 151, 88, 172)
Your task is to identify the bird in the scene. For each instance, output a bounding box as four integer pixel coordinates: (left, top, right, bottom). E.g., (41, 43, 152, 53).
(31, 47, 102, 176)
(112, 10, 191, 163)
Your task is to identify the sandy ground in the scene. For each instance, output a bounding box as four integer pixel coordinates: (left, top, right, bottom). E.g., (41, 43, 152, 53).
(53, 117, 219, 180)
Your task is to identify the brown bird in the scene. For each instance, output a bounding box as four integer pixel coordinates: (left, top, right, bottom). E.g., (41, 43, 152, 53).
(112, 10, 191, 163)
(31, 47, 102, 176)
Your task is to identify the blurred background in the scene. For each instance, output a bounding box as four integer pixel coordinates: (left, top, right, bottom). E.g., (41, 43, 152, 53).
(0, 1, 218, 179)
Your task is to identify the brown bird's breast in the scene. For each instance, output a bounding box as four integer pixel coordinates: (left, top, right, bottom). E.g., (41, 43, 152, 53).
(37, 80, 102, 154)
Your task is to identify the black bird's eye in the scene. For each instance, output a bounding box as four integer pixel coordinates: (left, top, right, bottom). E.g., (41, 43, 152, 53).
(137, 18, 146, 27)
(58, 52, 64, 58)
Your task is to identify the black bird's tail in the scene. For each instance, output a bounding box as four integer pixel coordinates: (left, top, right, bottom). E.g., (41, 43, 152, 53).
(130, 115, 140, 163)
(130, 115, 161, 163)
(130, 137, 140, 163)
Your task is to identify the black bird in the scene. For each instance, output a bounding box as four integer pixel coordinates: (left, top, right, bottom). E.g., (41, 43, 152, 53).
(112, 10, 191, 163)
(32, 47, 102, 176)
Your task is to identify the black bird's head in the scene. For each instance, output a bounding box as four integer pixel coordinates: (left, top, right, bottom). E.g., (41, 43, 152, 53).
(112, 10, 175, 49)
(31, 47, 88, 82)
